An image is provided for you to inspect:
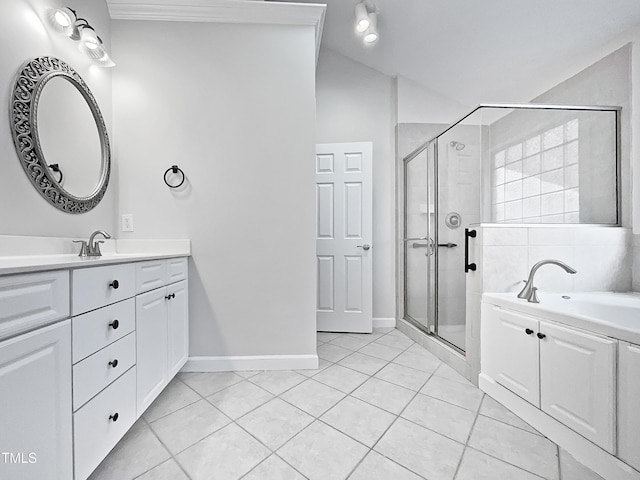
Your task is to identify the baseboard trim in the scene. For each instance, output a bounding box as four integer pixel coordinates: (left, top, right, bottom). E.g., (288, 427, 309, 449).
(373, 317, 396, 328)
(182, 354, 318, 372)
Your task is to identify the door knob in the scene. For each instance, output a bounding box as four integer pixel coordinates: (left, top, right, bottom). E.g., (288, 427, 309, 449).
(356, 244, 371, 251)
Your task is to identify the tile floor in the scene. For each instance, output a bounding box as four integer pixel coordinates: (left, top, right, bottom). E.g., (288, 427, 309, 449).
(89, 328, 605, 480)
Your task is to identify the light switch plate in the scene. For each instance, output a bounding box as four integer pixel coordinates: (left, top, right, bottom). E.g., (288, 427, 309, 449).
(121, 214, 134, 232)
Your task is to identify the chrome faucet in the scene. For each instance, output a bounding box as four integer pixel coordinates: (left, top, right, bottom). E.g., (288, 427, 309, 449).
(87, 230, 111, 257)
(518, 259, 577, 303)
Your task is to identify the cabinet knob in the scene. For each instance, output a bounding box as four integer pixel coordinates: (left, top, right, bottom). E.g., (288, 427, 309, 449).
(109, 359, 119, 368)
(165, 293, 175, 300)
(109, 280, 120, 289)
(109, 319, 120, 330)
(525, 328, 534, 335)
(109, 413, 119, 422)
(537, 332, 547, 339)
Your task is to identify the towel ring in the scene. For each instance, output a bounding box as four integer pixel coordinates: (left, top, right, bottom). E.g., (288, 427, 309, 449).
(48, 163, 63, 184)
(164, 165, 185, 188)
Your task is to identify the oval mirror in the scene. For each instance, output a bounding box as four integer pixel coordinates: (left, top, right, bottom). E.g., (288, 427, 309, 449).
(10, 57, 110, 213)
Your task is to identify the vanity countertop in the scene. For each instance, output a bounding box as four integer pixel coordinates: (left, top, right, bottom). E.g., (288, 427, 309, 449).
(0, 252, 189, 276)
(0, 237, 191, 276)
(483, 291, 640, 345)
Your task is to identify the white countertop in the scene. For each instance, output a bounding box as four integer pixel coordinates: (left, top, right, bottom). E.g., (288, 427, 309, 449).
(483, 291, 640, 345)
(0, 237, 191, 276)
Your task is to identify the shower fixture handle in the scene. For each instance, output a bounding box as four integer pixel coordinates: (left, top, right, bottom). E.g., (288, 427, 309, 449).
(464, 228, 477, 273)
(356, 244, 371, 251)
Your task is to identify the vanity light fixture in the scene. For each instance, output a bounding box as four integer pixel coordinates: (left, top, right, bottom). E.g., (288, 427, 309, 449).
(52, 6, 115, 67)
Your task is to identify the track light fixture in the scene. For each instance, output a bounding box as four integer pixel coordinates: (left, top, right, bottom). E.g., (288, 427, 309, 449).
(363, 12, 378, 43)
(354, 3, 370, 33)
(52, 6, 115, 67)
(354, 2, 379, 45)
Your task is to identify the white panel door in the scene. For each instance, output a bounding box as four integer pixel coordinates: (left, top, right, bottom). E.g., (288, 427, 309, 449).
(481, 304, 540, 406)
(619, 341, 640, 470)
(539, 321, 616, 452)
(316, 142, 373, 333)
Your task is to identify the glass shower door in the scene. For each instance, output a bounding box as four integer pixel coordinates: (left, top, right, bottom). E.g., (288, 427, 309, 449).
(404, 143, 436, 333)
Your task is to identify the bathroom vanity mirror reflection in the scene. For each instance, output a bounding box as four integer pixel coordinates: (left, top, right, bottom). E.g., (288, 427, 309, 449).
(10, 57, 110, 213)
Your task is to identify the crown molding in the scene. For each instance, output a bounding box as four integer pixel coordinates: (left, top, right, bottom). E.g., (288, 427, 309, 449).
(106, 0, 326, 61)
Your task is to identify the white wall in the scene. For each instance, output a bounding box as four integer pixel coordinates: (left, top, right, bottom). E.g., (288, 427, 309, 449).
(315, 48, 396, 322)
(112, 20, 317, 359)
(396, 75, 469, 125)
(0, 0, 115, 238)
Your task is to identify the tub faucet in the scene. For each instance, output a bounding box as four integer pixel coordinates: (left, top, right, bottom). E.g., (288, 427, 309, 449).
(518, 259, 577, 303)
(87, 230, 111, 257)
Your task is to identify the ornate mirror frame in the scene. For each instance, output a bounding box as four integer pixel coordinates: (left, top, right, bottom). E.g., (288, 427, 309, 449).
(10, 57, 111, 213)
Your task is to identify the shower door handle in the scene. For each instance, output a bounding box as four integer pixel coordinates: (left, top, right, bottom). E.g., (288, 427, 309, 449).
(464, 228, 477, 273)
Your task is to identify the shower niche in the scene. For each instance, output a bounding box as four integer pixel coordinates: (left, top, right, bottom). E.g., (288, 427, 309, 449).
(400, 104, 620, 353)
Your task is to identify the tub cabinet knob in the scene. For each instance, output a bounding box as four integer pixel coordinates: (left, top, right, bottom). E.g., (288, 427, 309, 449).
(109, 413, 119, 422)
(525, 328, 534, 335)
(537, 332, 547, 340)
(109, 319, 120, 330)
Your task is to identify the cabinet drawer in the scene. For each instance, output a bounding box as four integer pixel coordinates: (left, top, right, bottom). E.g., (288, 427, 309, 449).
(72, 264, 135, 315)
(167, 257, 188, 285)
(0, 270, 69, 341)
(74, 367, 136, 480)
(135, 260, 167, 294)
(73, 332, 136, 410)
(72, 298, 135, 363)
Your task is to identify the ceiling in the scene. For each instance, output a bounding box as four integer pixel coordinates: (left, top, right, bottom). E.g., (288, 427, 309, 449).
(282, 0, 640, 105)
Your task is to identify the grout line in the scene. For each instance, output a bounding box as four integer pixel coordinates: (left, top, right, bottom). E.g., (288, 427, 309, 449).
(142, 417, 194, 480)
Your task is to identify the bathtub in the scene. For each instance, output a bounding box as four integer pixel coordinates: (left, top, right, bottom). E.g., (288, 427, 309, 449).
(482, 291, 640, 344)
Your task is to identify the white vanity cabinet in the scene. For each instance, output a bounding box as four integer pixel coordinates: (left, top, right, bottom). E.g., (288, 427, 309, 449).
(0, 253, 189, 480)
(135, 259, 189, 414)
(619, 341, 640, 471)
(481, 303, 617, 452)
(0, 320, 73, 480)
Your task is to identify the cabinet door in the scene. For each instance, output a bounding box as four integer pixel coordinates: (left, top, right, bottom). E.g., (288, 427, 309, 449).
(481, 303, 540, 406)
(539, 321, 616, 452)
(136, 287, 168, 415)
(0, 321, 72, 480)
(167, 280, 189, 378)
(618, 341, 640, 469)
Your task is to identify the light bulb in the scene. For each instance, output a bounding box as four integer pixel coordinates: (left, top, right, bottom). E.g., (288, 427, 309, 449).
(53, 7, 75, 27)
(354, 3, 370, 33)
(80, 26, 99, 49)
(363, 12, 378, 43)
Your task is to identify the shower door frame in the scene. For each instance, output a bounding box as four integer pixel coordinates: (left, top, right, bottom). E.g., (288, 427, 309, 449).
(400, 103, 622, 356)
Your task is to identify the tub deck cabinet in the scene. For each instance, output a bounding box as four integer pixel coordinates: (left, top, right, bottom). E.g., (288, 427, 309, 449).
(481, 294, 640, 480)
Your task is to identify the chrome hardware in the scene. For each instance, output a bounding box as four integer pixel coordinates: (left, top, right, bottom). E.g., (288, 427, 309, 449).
(73, 240, 89, 257)
(356, 244, 371, 251)
(518, 259, 577, 303)
(412, 242, 431, 248)
(88, 230, 111, 257)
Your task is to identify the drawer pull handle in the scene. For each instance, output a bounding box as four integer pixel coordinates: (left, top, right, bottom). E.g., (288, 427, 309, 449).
(165, 293, 175, 300)
(525, 328, 534, 335)
(109, 359, 119, 368)
(109, 280, 120, 289)
(109, 320, 120, 330)
(109, 413, 119, 422)
(537, 332, 547, 339)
